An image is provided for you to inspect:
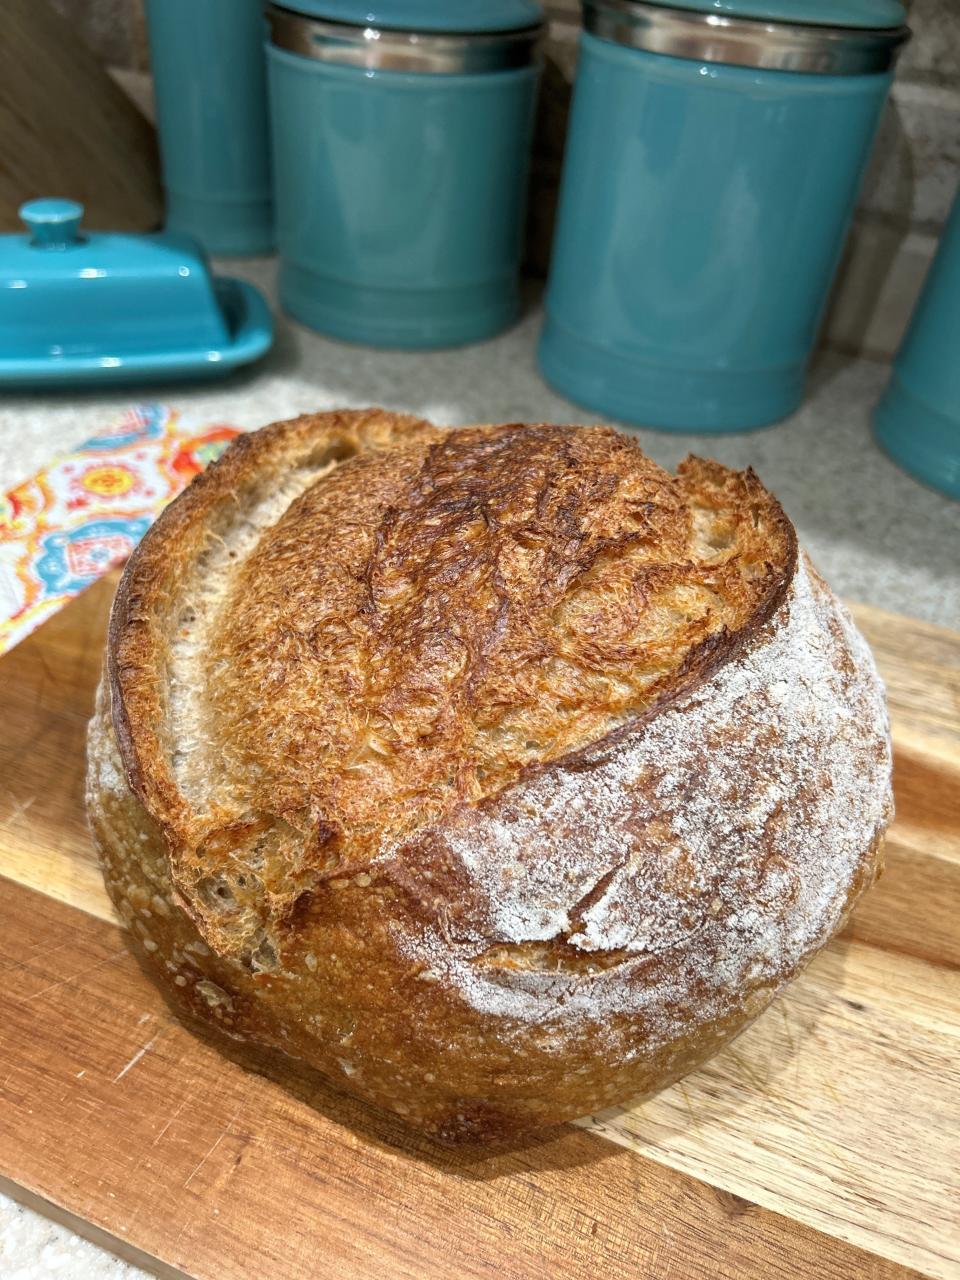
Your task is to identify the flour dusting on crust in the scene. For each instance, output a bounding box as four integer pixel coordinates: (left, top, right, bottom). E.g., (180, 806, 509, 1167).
(385, 556, 892, 1053)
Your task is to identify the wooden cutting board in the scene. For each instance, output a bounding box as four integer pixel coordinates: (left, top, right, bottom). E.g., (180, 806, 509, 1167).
(0, 574, 957, 1280)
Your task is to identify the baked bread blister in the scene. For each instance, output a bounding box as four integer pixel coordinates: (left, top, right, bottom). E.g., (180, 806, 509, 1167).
(87, 411, 892, 1142)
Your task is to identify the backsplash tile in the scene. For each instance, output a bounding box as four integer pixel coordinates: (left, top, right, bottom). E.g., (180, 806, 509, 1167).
(898, 0, 960, 83)
(822, 216, 937, 358)
(48, 0, 145, 69)
(860, 81, 960, 231)
(525, 22, 579, 276)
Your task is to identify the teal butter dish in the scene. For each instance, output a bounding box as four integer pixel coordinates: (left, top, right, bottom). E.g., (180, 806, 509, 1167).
(0, 199, 273, 388)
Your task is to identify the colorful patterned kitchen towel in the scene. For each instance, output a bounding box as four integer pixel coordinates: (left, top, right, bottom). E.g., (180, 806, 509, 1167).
(0, 405, 240, 656)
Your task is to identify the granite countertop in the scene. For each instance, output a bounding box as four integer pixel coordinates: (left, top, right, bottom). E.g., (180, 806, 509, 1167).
(1, 260, 958, 1280)
(2, 259, 958, 631)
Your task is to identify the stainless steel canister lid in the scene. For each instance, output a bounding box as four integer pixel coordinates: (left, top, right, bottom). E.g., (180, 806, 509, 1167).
(267, 6, 544, 73)
(583, 0, 909, 74)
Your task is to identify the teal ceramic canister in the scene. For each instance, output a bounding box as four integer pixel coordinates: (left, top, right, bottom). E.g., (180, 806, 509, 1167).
(266, 1, 543, 348)
(144, 0, 274, 255)
(874, 186, 960, 499)
(539, 0, 910, 432)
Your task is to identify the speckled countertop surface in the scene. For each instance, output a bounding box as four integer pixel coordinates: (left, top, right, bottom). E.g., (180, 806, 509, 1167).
(3, 260, 959, 631)
(1, 261, 958, 1280)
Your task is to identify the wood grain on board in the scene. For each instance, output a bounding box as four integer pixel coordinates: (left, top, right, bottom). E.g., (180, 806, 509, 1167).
(1, 876, 929, 1280)
(0, 575, 957, 1279)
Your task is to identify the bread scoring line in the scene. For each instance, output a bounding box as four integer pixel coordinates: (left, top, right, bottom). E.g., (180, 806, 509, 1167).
(386, 555, 892, 1041)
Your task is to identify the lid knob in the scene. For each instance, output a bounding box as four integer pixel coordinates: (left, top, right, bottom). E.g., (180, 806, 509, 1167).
(19, 198, 84, 249)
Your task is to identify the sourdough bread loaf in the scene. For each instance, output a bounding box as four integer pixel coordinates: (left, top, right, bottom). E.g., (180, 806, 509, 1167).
(86, 410, 892, 1142)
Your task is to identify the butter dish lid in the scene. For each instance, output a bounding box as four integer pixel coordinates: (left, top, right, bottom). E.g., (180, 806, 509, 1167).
(274, 0, 543, 32)
(0, 199, 273, 387)
(637, 0, 906, 28)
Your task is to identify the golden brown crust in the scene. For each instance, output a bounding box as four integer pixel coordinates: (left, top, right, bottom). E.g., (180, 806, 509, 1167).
(88, 411, 892, 1142)
(109, 409, 440, 819)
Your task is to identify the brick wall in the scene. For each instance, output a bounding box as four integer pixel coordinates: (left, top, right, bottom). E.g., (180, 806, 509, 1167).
(57, 0, 960, 360)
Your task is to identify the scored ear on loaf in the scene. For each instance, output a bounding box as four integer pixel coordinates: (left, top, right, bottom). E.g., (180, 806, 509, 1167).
(87, 409, 892, 1142)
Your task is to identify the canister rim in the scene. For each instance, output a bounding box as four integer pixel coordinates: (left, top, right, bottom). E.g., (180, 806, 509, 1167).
(267, 0, 543, 33)
(583, 0, 910, 74)
(267, 5, 543, 73)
